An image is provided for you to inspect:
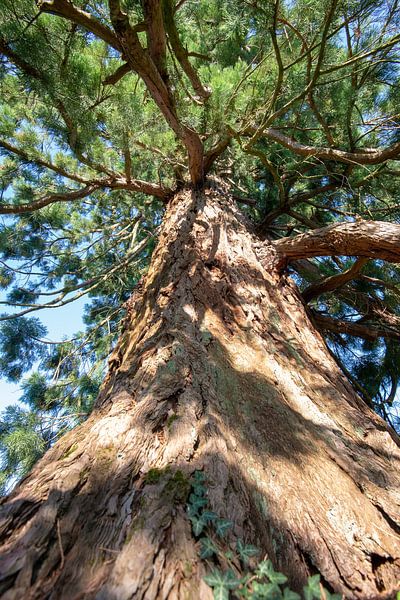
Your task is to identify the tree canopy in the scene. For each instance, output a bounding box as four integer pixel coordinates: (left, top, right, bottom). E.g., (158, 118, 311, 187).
(0, 0, 399, 493)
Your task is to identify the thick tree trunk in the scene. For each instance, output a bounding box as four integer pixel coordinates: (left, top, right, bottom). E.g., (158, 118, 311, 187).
(1, 181, 400, 600)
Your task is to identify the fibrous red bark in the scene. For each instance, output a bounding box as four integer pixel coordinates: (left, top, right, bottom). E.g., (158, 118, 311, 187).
(0, 182, 399, 599)
(272, 220, 400, 263)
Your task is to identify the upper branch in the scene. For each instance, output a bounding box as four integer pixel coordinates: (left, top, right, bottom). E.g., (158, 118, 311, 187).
(311, 312, 400, 341)
(272, 220, 400, 263)
(38, 0, 122, 51)
(302, 257, 368, 303)
(35, 0, 205, 184)
(263, 128, 400, 165)
(0, 139, 89, 185)
(0, 184, 98, 215)
(162, 0, 210, 99)
(143, 0, 167, 81)
(106, 0, 204, 184)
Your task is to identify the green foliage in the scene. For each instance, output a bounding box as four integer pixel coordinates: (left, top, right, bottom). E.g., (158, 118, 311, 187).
(188, 472, 343, 600)
(0, 317, 47, 381)
(0, 405, 45, 494)
(144, 467, 167, 484)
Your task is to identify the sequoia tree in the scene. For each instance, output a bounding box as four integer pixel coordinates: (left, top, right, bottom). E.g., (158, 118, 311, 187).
(0, 0, 400, 598)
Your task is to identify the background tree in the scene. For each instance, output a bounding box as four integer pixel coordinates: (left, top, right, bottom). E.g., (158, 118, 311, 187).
(0, 0, 400, 598)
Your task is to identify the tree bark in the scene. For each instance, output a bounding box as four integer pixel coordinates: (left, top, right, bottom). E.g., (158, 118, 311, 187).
(1, 182, 400, 600)
(272, 220, 400, 263)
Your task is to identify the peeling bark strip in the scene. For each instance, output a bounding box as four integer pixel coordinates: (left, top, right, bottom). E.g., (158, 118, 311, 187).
(272, 220, 400, 263)
(1, 185, 400, 599)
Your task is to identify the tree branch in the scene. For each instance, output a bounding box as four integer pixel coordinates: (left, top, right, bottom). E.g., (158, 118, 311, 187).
(273, 220, 400, 263)
(162, 0, 210, 99)
(103, 62, 131, 86)
(0, 174, 170, 214)
(107, 0, 204, 184)
(0, 139, 89, 185)
(0, 184, 98, 215)
(312, 311, 400, 341)
(262, 128, 400, 165)
(143, 0, 168, 81)
(302, 257, 368, 303)
(38, 0, 122, 51)
(108, 177, 172, 200)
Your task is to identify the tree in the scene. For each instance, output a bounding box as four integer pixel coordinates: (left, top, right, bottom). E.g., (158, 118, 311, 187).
(0, 0, 400, 597)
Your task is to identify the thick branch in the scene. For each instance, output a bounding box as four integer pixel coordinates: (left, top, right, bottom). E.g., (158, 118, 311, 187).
(312, 311, 400, 341)
(0, 184, 98, 214)
(0, 174, 170, 214)
(273, 220, 400, 263)
(263, 128, 400, 165)
(143, 0, 168, 80)
(162, 0, 210, 99)
(203, 137, 230, 174)
(302, 257, 368, 303)
(103, 62, 131, 86)
(38, 0, 122, 51)
(0, 139, 89, 185)
(108, 177, 172, 200)
(107, 0, 204, 184)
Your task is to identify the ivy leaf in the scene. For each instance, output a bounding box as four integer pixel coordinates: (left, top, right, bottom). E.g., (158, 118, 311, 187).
(304, 574, 321, 600)
(252, 581, 283, 599)
(202, 510, 218, 523)
(190, 516, 206, 536)
(193, 470, 205, 482)
(255, 559, 273, 579)
(200, 536, 218, 559)
(236, 539, 259, 564)
(204, 569, 241, 590)
(215, 518, 233, 537)
(188, 493, 208, 512)
(204, 570, 242, 600)
(204, 569, 225, 587)
(221, 570, 242, 589)
(192, 483, 206, 496)
(212, 587, 229, 600)
(268, 571, 288, 586)
(187, 503, 198, 518)
(283, 588, 301, 600)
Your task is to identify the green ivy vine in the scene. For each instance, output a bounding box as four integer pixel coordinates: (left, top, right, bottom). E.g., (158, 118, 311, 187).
(187, 471, 343, 600)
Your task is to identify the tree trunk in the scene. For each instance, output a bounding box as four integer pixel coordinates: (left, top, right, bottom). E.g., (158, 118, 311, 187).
(1, 181, 400, 600)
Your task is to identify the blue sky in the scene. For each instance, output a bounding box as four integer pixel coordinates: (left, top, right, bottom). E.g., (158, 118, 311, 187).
(0, 297, 85, 411)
